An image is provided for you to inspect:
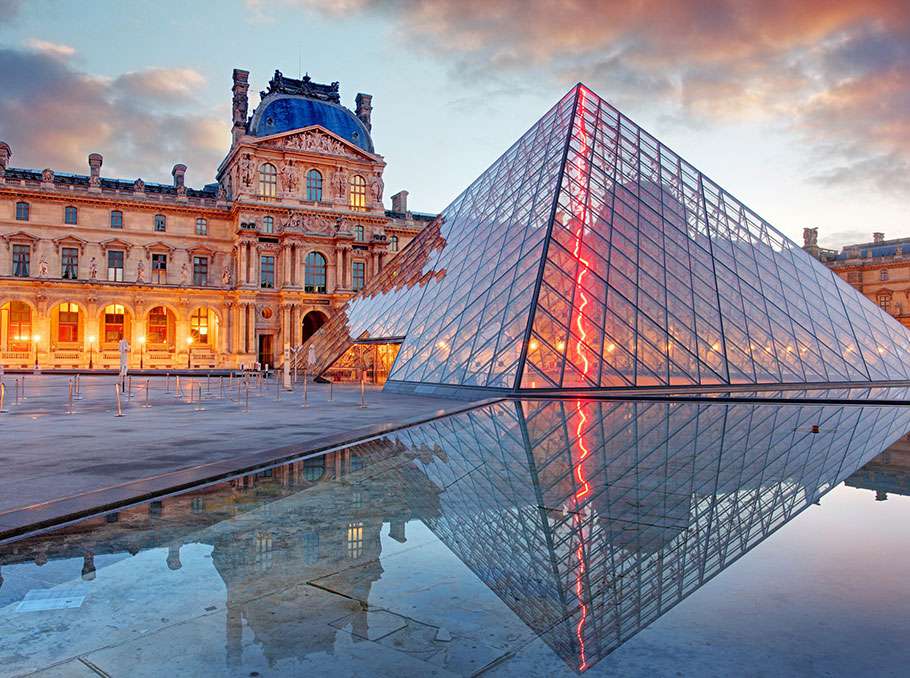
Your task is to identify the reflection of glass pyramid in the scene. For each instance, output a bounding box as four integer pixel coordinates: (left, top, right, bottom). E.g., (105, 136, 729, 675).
(309, 84, 910, 393)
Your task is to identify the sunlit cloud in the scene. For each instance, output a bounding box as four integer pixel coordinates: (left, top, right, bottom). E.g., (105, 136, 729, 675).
(24, 38, 76, 59)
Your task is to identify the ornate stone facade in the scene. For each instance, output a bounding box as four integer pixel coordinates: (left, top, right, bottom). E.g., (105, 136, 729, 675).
(0, 68, 434, 370)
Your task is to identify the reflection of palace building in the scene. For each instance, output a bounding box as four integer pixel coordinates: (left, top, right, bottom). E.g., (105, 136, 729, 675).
(845, 433, 910, 500)
(0, 68, 433, 370)
(805, 228, 910, 330)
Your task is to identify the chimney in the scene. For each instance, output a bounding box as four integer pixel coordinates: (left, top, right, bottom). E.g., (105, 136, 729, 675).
(172, 163, 187, 188)
(0, 141, 10, 180)
(802, 227, 818, 249)
(232, 68, 250, 144)
(873, 232, 885, 244)
(355, 92, 373, 132)
(88, 153, 103, 190)
(391, 190, 408, 214)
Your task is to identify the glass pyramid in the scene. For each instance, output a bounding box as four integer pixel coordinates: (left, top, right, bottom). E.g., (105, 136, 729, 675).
(307, 84, 910, 393)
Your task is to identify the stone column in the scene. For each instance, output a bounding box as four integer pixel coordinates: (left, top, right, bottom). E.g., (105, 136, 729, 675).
(281, 303, 290, 350)
(247, 303, 256, 356)
(334, 245, 345, 291)
(225, 302, 234, 354)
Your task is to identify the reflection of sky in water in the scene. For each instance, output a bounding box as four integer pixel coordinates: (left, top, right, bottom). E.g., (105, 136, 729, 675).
(0, 400, 909, 676)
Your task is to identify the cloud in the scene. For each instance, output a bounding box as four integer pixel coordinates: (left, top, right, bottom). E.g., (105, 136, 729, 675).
(0, 48, 229, 187)
(24, 38, 75, 59)
(0, 0, 23, 20)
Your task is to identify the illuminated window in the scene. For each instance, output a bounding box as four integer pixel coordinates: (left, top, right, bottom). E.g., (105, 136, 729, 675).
(306, 169, 323, 201)
(110, 210, 123, 229)
(352, 261, 365, 291)
(195, 218, 207, 235)
(103, 304, 125, 343)
(57, 302, 80, 343)
(258, 163, 278, 199)
(260, 255, 275, 288)
(15, 202, 29, 221)
(5, 301, 32, 351)
(390, 235, 399, 252)
(880, 269, 889, 281)
(61, 248, 78, 279)
(154, 214, 166, 232)
(148, 306, 169, 344)
(254, 531, 273, 572)
(152, 253, 167, 283)
(190, 308, 210, 344)
(193, 256, 208, 286)
(345, 522, 364, 559)
(304, 251, 327, 293)
(349, 175, 366, 211)
(354, 225, 365, 242)
(64, 206, 78, 225)
(262, 216, 274, 234)
(107, 250, 124, 282)
(12, 244, 30, 277)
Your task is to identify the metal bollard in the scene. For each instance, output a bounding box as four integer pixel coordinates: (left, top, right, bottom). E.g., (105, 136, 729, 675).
(206, 371, 211, 395)
(194, 384, 205, 412)
(73, 374, 82, 400)
(67, 379, 74, 415)
(15, 378, 20, 406)
(276, 372, 280, 401)
(0, 382, 6, 413)
(303, 370, 309, 409)
(359, 374, 367, 409)
(114, 384, 124, 417)
(128, 376, 133, 401)
(220, 376, 225, 399)
(329, 379, 334, 402)
(244, 381, 250, 413)
(21, 374, 25, 399)
(165, 372, 171, 393)
(175, 375, 182, 398)
(143, 378, 152, 408)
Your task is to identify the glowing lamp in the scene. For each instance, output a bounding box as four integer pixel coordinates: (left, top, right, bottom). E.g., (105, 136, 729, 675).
(556, 341, 566, 352)
(88, 335, 96, 343)
(138, 336, 146, 344)
(529, 339, 539, 351)
(186, 336, 194, 345)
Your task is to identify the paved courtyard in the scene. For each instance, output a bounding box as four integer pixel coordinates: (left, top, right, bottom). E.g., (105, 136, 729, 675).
(0, 374, 485, 537)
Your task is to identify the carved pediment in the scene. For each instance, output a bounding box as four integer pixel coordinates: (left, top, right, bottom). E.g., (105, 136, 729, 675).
(188, 244, 217, 257)
(53, 235, 88, 253)
(256, 126, 374, 161)
(4, 230, 40, 247)
(143, 240, 176, 255)
(99, 237, 133, 252)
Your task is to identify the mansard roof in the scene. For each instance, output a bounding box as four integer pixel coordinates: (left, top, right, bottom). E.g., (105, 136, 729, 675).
(3, 168, 218, 199)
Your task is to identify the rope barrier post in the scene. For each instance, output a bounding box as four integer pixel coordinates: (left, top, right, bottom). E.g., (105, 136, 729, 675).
(359, 372, 367, 409)
(220, 376, 225, 400)
(0, 381, 6, 413)
(15, 378, 20, 406)
(276, 371, 280, 401)
(329, 379, 333, 402)
(128, 375, 133, 401)
(67, 379, 73, 415)
(175, 375, 182, 399)
(244, 380, 250, 413)
(194, 384, 205, 412)
(21, 374, 25, 399)
(165, 372, 170, 393)
(143, 378, 152, 408)
(302, 363, 308, 409)
(114, 384, 124, 417)
(206, 371, 211, 395)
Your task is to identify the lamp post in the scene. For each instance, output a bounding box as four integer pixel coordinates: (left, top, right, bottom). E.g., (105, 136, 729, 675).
(32, 334, 40, 370)
(88, 335, 95, 370)
(186, 336, 193, 369)
(138, 335, 146, 370)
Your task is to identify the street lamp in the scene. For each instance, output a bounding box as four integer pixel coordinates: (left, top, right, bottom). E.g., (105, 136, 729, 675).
(32, 334, 41, 370)
(87, 335, 96, 370)
(138, 335, 146, 370)
(186, 336, 193, 369)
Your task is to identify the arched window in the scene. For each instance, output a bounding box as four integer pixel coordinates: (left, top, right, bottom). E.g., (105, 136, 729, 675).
(190, 307, 210, 344)
(110, 210, 123, 229)
(103, 304, 126, 343)
(304, 251, 327, 293)
(354, 225, 365, 242)
(306, 169, 323, 202)
(262, 216, 274, 234)
(154, 214, 166, 232)
(148, 306, 170, 344)
(195, 218, 207, 235)
(64, 206, 78, 225)
(349, 175, 366, 211)
(16, 202, 30, 221)
(390, 235, 399, 252)
(57, 302, 80, 343)
(258, 163, 278, 199)
(2, 301, 32, 351)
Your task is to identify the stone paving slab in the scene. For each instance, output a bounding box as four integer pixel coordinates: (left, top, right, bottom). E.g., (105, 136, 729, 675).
(0, 374, 488, 539)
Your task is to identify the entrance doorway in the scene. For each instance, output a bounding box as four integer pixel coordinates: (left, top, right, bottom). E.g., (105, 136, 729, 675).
(258, 334, 274, 368)
(300, 310, 328, 344)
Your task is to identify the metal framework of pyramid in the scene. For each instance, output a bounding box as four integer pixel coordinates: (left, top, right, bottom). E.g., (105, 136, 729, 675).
(306, 84, 910, 394)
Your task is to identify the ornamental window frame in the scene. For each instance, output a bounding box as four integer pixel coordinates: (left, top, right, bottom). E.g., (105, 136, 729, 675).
(306, 169, 323, 202)
(15, 201, 29, 221)
(64, 206, 78, 225)
(349, 175, 366, 211)
(304, 251, 327, 293)
(154, 214, 167, 232)
(258, 162, 278, 199)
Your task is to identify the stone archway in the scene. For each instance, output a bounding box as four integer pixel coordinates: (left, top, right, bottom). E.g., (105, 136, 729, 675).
(300, 310, 328, 344)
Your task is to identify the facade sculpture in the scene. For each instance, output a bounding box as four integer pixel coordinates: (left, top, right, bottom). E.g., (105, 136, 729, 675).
(0, 67, 434, 371)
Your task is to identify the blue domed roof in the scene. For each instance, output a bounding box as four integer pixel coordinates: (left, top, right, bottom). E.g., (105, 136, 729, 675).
(250, 95, 374, 153)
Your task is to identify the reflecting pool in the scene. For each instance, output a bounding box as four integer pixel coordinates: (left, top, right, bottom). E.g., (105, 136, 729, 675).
(2, 399, 910, 677)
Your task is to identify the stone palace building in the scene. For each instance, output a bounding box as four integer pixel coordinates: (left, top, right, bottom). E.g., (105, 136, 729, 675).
(0, 68, 433, 370)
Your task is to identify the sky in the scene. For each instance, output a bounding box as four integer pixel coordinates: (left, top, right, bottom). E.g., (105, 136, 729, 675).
(0, 0, 907, 249)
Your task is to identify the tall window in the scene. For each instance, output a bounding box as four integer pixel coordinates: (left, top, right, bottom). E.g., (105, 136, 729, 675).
(61, 247, 79, 279)
(390, 235, 399, 252)
(262, 216, 274, 234)
(879, 294, 891, 312)
(303, 456, 325, 481)
(354, 225, 365, 242)
(107, 250, 124, 281)
(12, 245, 30, 277)
(148, 306, 169, 344)
(193, 256, 208, 286)
(352, 261, 365, 291)
(346, 522, 364, 559)
(190, 308, 209, 343)
(880, 269, 889, 281)
(152, 254, 167, 283)
(195, 218, 207, 235)
(306, 169, 323, 201)
(6, 302, 32, 351)
(57, 302, 80, 342)
(304, 251, 327, 293)
(103, 304, 125, 343)
(258, 163, 278, 199)
(15, 202, 29, 221)
(64, 206, 78, 225)
(260, 255, 275, 288)
(154, 214, 166, 232)
(349, 175, 366, 210)
(110, 210, 123, 229)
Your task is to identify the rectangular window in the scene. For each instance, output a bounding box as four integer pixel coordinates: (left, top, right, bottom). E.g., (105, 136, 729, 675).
(104, 305, 125, 343)
(193, 256, 208, 286)
(64, 206, 78, 225)
(110, 210, 123, 229)
(107, 250, 124, 282)
(154, 214, 166, 232)
(15, 202, 29, 221)
(879, 295, 891, 312)
(58, 302, 80, 342)
(148, 307, 168, 343)
(61, 247, 79, 279)
(880, 269, 889, 281)
(262, 216, 274, 234)
(352, 261, 365, 291)
(260, 255, 275, 288)
(195, 218, 207, 235)
(12, 244, 30, 277)
(151, 253, 167, 284)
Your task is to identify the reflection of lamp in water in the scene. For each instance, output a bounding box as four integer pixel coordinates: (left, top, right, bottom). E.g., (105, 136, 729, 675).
(186, 336, 193, 369)
(138, 335, 146, 369)
(88, 334, 96, 369)
(32, 334, 40, 369)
